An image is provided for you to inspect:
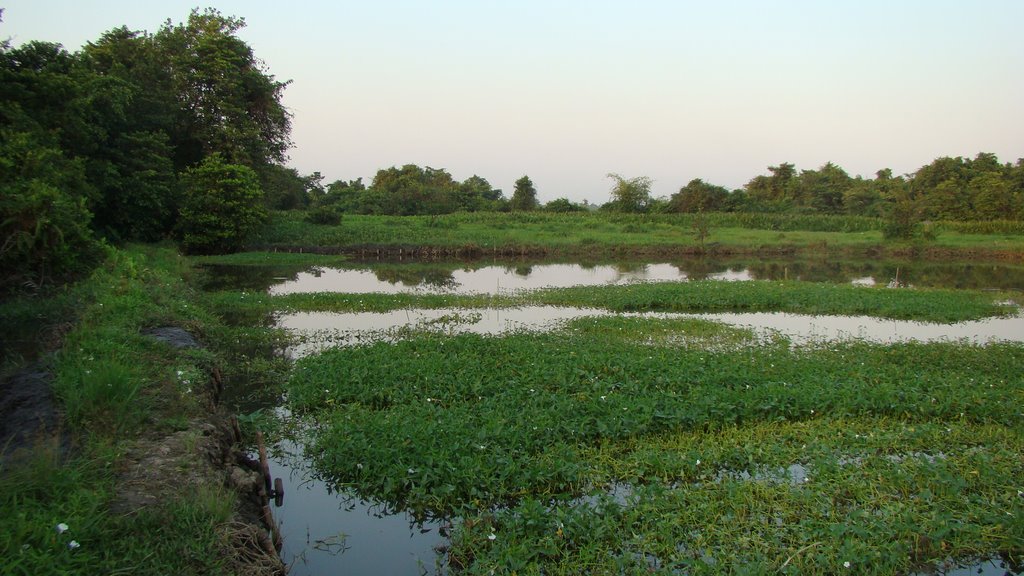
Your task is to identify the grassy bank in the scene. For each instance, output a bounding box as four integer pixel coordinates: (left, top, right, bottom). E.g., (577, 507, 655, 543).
(203, 279, 1015, 324)
(285, 317, 1024, 574)
(0, 246, 268, 575)
(251, 211, 1024, 257)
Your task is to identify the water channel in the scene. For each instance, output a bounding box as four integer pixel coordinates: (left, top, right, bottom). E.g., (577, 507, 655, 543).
(203, 257, 1024, 575)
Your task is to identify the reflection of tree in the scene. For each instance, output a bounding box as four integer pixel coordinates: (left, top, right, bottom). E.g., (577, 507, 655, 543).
(198, 264, 306, 291)
(670, 259, 730, 281)
(373, 266, 458, 289)
(512, 266, 533, 277)
(613, 262, 647, 275)
(661, 257, 1024, 290)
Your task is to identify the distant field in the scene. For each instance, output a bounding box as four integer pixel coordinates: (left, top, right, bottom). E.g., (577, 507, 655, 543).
(251, 211, 1024, 257)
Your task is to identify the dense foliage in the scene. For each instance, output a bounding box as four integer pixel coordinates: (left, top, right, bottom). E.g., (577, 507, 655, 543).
(0, 9, 294, 290)
(316, 165, 507, 216)
(176, 155, 266, 254)
(666, 156, 1024, 237)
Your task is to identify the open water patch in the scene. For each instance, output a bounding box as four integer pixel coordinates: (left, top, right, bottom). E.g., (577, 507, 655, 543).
(277, 307, 1024, 358)
(267, 439, 448, 575)
(249, 258, 1024, 295)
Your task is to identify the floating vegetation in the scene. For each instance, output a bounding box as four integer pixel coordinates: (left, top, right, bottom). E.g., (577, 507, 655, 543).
(284, 315, 1024, 574)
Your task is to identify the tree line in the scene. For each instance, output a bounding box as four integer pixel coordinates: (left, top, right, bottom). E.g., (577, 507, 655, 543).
(3, 8, 1022, 292)
(301, 154, 1024, 231)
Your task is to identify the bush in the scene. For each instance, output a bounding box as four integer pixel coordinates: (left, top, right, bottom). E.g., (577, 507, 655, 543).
(176, 155, 266, 254)
(304, 205, 343, 226)
(0, 135, 103, 291)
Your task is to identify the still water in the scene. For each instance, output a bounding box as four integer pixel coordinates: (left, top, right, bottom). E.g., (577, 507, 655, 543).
(278, 307, 1024, 359)
(208, 257, 1023, 575)
(201, 256, 1024, 294)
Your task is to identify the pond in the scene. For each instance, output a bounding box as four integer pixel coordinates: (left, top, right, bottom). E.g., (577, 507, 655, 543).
(278, 307, 1024, 359)
(207, 256, 1023, 575)
(200, 256, 1024, 294)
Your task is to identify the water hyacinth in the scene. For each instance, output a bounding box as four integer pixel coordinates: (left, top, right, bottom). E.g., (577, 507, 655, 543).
(280, 286, 1024, 573)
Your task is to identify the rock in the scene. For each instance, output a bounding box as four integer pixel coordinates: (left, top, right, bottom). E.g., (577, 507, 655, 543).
(143, 327, 200, 349)
(0, 363, 69, 463)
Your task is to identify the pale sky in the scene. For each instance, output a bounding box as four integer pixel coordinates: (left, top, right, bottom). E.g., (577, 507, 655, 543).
(4, 1, 1023, 203)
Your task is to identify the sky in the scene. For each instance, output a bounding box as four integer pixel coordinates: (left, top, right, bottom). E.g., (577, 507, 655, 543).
(3, 1, 1023, 204)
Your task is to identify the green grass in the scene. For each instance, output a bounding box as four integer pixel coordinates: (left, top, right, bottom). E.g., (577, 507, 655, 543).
(205, 279, 1016, 324)
(284, 316, 1024, 574)
(1, 445, 237, 576)
(250, 211, 1024, 256)
(0, 244, 249, 575)
(190, 250, 349, 266)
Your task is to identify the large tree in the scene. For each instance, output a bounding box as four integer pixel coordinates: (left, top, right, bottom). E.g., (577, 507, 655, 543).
(153, 9, 292, 170)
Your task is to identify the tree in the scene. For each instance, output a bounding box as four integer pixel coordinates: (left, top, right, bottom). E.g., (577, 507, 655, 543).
(667, 178, 730, 213)
(969, 172, 1014, 220)
(844, 169, 900, 217)
(458, 175, 503, 212)
(176, 154, 266, 254)
(544, 198, 583, 212)
(0, 132, 103, 290)
(882, 177, 922, 240)
(792, 162, 852, 214)
(316, 178, 366, 211)
(257, 164, 318, 210)
(153, 9, 292, 170)
(744, 162, 796, 211)
(606, 173, 652, 213)
(367, 164, 459, 215)
(511, 175, 538, 211)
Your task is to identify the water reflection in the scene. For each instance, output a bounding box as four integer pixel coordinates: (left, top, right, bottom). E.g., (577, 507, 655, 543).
(206, 256, 1024, 575)
(277, 307, 1024, 358)
(269, 440, 446, 576)
(251, 258, 1024, 296)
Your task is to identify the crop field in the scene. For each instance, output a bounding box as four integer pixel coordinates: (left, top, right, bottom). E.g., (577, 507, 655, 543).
(236, 263, 1024, 574)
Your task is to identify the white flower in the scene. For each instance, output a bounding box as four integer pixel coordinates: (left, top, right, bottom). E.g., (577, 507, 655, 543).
(356, 463, 363, 470)
(843, 561, 851, 568)
(407, 468, 416, 474)
(55, 523, 69, 534)
(487, 533, 496, 541)
(68, 541, 80, 550)
(695, 459, 701, 466)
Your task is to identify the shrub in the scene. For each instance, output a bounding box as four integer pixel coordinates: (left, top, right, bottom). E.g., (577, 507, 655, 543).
(304, 205, 343, 226)
(0, 135, 103, 291)
(176, 154, 266, 254)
